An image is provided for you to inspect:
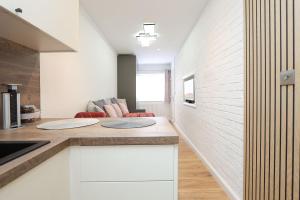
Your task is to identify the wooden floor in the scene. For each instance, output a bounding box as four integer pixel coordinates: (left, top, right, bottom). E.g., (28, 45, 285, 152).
(179, 137, 229, 200)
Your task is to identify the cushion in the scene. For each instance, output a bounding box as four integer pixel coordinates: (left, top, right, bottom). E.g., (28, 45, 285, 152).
(95, 106, 104, 112)
(104, 98, 112, 105)
(118, 102, 129, 115)
(87, 101, 104, 112)
(112, 103, 123, 117)
(93, 99, 106, 109)
(104, 104, 118, 118)
(75, 112, 107, 118)
(111, 97, 118, 104)
(124, 112, 155, 118)
(117, 98, 127, 105)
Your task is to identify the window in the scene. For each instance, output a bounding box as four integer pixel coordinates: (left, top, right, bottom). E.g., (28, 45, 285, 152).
(136, 73, 165, 101)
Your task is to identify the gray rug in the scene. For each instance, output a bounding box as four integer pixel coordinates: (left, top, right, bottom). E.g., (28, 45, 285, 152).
(100, 118, 156, 129)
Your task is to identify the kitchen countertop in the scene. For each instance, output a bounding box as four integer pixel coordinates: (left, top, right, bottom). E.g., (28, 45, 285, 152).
(0, 117, 178, 188)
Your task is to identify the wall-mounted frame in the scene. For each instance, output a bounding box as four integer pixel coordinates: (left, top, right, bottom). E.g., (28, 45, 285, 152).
(183, 74, 195, 106)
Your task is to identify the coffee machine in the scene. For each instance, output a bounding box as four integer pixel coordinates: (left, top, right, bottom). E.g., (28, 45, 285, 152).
(0, 84, 22, 129)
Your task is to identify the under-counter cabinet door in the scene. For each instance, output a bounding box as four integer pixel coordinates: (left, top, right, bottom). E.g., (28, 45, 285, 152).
(0, 149, 70, 200)
(70, 145, 178, 200)
(80, 181, 174, 200)
(79, 145, 175, 182)
(0, 0, 78, 50)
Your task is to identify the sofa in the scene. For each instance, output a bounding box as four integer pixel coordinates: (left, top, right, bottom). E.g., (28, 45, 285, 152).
(74, 98, 155, 118)
(74, 112, 107, 118)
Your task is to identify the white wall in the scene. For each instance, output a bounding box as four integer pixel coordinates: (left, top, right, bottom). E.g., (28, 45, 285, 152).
(40, 6, 117, 118)
(174, 0, 244, 199)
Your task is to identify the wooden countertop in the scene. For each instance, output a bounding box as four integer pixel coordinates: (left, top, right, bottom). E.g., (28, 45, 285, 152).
(0, 117, 178, 188)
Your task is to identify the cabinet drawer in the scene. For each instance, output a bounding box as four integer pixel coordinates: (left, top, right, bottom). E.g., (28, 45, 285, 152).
(80, 145, 175, 181)
(80, 181, 174, 200)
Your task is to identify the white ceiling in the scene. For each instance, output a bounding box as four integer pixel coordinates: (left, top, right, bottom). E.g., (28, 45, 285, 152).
(80, 0, 207, 64)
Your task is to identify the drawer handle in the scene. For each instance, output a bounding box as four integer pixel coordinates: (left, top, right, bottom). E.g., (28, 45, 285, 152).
(15, 8, 23, 13)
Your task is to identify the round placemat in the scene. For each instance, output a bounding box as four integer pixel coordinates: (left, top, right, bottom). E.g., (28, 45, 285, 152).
(100, 118, 156, 129)
(37, 119, 99, 130)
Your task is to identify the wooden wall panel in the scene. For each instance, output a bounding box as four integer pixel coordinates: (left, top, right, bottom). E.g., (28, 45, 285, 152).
(280, 1, 287, 199)
(269, 0, 275, 198)
(0, 37, 40, 108)
(256, 1, 262, 198)
(244, 0, 299, 199)
(249, 0, 254, 198)
(260, 0, 266, 199)
(294, 0, 300, 199)
(244, 0, 250, 198)
(264, 0, 271, 198)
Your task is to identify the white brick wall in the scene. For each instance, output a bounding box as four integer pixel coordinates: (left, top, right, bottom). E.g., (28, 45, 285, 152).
(174, 0, 244, 199)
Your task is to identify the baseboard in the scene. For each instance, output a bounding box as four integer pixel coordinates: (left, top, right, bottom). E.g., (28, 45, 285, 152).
(173, 122, 241, 200)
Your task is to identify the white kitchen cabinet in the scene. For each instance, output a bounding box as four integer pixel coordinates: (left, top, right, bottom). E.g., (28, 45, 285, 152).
(0, 145, 178, 200)
(0, 149, 70, 200)
(71, 145, 178, 200)
(80, 145, 174, 181)
(0, 0, 78, 50)
(80, 181, 174, 200)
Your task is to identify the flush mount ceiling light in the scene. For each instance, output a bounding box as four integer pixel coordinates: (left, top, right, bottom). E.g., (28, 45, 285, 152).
(136, 23, 158, 47)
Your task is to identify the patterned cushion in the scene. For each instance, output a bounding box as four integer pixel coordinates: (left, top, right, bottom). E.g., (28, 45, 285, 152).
(74, 112, 106, 118)
(104, 104, 118, 118)
(123, 112, 155, 118)
(112, 103, 123, 117)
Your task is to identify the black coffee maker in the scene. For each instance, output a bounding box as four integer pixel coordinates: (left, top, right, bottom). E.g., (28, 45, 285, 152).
(0, 84, 22, 129)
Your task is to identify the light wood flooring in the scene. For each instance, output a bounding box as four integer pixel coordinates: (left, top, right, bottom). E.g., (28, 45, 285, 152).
(179, 137, 229, 200)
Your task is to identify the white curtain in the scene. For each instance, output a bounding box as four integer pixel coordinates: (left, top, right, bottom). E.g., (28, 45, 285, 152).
(165, 70, 171, 103)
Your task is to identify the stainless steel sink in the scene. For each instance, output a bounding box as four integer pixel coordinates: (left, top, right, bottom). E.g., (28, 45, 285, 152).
(0, 141, 50, 165)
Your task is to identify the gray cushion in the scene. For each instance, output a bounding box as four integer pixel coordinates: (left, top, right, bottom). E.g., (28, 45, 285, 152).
(93, 99, 106, 109)
(104, 98, 112, 104)
(87, 101, 105, 112)
(94, 106, 105, 112)
(111, 97, 118, 104)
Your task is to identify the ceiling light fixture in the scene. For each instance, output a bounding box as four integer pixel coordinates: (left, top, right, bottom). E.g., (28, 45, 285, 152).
(143, 23, 155, 35)
(136, 23, 158, 47)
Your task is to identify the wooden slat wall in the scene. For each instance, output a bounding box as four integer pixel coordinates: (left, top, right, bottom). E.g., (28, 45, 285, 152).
(294, 0, 300, 199)
(244, 0, 299, 199)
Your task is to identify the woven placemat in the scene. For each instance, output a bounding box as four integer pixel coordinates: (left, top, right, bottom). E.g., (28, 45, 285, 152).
(37, 119, 99, 130)
(100, 118, 156, 129)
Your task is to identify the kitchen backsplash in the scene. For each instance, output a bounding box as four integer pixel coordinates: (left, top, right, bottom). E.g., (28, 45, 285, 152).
(0, 37, 40, 108)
